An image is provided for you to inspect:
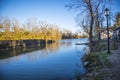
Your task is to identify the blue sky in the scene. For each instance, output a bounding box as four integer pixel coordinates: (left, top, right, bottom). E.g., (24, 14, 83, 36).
(0, 0, 120, 33)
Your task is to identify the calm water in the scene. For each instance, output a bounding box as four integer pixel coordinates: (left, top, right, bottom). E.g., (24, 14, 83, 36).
(0, 38, 88, 80)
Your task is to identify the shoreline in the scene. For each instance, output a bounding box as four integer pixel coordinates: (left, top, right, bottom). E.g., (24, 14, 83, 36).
(81, 40, 120, 80)
(0, 39, 55, 50)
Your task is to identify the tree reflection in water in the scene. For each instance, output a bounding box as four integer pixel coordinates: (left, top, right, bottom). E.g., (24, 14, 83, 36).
(0, 41, 72, 63)
(0, 39, 89, 80)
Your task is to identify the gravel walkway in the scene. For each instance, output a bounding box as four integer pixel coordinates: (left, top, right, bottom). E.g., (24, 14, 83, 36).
(107, 43, 120, 80)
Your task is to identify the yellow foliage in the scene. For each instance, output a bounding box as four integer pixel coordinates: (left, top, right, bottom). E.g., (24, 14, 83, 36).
(0, 17, 62, 40)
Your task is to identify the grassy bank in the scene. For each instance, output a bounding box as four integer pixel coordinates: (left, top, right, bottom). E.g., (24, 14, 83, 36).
(79, 40, 119, 80)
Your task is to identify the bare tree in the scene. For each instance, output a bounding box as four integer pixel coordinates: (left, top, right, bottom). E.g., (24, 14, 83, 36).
(66, 0, 109, 43)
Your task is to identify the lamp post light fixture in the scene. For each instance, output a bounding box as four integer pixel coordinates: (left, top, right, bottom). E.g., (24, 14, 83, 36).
(105, 8, 110, 53)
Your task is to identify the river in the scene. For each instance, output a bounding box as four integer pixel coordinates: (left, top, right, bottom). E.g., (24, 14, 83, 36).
(0, 38, 89, 80)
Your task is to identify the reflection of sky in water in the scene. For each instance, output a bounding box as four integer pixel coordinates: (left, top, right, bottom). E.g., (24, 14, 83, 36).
(0, 38, 88, 80)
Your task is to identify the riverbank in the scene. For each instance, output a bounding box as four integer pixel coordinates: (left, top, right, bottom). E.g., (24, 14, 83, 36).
(0, 39, 55, 50)
(82, 40, 120, 80)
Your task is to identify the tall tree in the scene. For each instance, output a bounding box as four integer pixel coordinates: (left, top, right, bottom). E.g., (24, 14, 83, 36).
(66, 0, 107, 42)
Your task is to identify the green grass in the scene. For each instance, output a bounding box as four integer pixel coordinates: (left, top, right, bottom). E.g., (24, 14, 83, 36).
(101, 52, 112, 67)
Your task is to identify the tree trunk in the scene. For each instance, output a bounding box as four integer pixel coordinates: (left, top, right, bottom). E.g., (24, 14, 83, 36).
(98, 21, 101, 40)
(89, 16, 94, 43)
(96, 9, 101, 40)
(89, 14, 94, 52)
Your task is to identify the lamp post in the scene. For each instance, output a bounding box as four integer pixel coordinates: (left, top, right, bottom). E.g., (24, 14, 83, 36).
(105, 8, 110, 53)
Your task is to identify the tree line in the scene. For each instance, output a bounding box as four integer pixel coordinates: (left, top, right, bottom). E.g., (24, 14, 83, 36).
(62, 29, 88, 39)
(0, 17, 62, 40)
(0, 17, 86, 40)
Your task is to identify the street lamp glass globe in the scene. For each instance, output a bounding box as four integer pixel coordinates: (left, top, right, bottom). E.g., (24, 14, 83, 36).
(105, 8, 109, 16)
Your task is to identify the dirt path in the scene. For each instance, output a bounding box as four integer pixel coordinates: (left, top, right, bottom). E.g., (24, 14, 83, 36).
(107, 43, 120, 80)
(82, 41, 120, 80)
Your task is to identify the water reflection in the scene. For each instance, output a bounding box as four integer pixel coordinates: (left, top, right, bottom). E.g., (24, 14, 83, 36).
(0, 40, 72, 62)
(0, 45, 45, 59)
(0, 38, 88, 80)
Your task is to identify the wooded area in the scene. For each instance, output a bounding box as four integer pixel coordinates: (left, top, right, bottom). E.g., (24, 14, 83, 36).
(0, 17, 88, 40)
(0, 17, 62, 40)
